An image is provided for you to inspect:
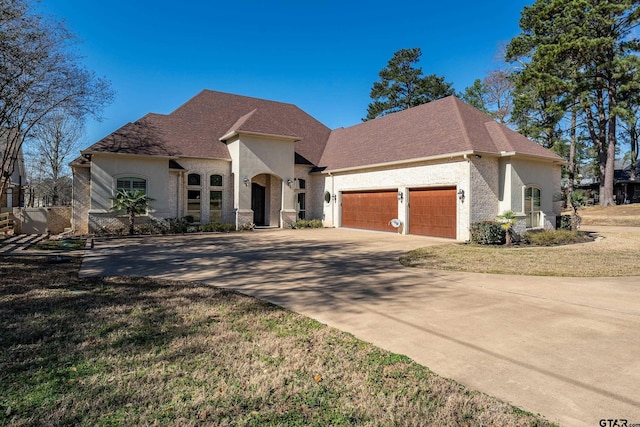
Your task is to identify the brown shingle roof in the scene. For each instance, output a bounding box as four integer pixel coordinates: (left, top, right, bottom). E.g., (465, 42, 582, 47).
(83, 90, 331, 164)
(81, 91, 561, 171)
(318, 96, 563, 171)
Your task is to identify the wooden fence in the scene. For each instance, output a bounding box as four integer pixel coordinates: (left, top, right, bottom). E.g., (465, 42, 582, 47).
(0, 212, 13, 234)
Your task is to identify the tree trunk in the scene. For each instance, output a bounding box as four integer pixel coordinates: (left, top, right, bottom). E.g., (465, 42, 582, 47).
(568, 105, 579, 231)
(129, 211, 135, 235)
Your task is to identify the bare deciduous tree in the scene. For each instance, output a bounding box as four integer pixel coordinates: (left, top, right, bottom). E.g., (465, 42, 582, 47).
(0, 0, 113, 199)
(25, 111, 84, 205)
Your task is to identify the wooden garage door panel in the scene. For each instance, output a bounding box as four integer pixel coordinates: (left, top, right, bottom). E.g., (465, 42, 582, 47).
(342, 191, 397, 233)
(409, 188, 457, 238)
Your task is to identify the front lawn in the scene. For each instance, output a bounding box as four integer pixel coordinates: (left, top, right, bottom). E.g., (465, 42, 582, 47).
(0, 256, 554, 426)
(401, 227, 640, 277)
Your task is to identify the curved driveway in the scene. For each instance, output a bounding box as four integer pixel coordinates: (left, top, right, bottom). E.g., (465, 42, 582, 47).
(80, 228, 640, 427)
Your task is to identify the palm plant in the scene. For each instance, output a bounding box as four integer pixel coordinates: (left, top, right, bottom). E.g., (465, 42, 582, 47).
(110, 189, 154, 235)
(497, 210, 517, 246)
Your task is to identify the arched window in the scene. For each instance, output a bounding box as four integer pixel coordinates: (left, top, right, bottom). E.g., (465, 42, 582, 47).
(524, 186, 541, 228)
(188, 173, 201, 186)
(209, 174, 223, 223)
(117, 177, 147, 194)
(187, 173, 201, 222)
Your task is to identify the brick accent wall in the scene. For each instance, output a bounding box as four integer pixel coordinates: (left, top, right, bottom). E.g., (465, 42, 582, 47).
(72, 167, 91, 235)
(469, 158, 500, 224)
(47, 207, 72, 234)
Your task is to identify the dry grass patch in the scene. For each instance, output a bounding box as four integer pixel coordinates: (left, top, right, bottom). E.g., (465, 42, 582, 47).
(401, 227, 640, 276)
(0, 255, 555, 426)
(577, 204, 640, 226)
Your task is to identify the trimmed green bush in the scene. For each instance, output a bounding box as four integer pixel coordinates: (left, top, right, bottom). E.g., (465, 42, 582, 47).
(291, 219, 324, 229)
(558, 214, 572, 230)
(469, 221, 506, 245)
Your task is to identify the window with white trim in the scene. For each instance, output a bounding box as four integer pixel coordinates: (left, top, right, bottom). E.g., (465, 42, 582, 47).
(116, 177, 147, 194)
(187, 173, 201, 222)
(296, 179, 306, 220)
(209, 174, 223, 223)
(524, 186, 541, 228)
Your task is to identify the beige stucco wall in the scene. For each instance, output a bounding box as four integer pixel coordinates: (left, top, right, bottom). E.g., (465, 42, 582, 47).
(89, 154, 171, 216)
(499, 157, 562, 231)
(227, 134, 296, 228)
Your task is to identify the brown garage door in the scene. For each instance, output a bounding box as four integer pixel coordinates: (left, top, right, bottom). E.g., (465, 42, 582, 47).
(409, 187, 457, 238)
(342, 191, 397, 233)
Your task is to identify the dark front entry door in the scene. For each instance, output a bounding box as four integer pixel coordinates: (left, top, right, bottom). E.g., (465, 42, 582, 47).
(251, 183, 266, 226)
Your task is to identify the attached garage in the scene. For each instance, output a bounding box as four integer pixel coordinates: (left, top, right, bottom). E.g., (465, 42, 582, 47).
(409, 187, 457, 239)
(341, 190, 398, 233)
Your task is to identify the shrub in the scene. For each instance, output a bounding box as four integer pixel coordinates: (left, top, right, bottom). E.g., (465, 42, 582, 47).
(240, 222, 255, 231)
(522, 229, 592, 246)
(558, 215, 572, 230)
(200, 222, 236, 232)
(469, 221, 505, 245)
(167, 217, 190, 233)
(291, 219, 324, 229)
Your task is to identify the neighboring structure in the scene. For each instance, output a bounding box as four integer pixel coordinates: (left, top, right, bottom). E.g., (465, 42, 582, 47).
(578, 159, 640, 204)
(71, 90, 564, 240)
(1, 139, 27, 211)
(614, 163, 640, 203)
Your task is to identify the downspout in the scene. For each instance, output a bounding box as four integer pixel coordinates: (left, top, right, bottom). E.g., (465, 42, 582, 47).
(178, 170, 186, 218)
(329, 172, 335, 227)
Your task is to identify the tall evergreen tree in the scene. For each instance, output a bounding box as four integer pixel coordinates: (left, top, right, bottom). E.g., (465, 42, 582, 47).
(365, 48, 454, 121)
(460, 79, 488, 113)
(507, 0, 640, 206)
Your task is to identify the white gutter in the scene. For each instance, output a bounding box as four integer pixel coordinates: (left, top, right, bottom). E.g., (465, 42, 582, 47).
(323, 151, 475, 174)
(219, 130, 300, 143)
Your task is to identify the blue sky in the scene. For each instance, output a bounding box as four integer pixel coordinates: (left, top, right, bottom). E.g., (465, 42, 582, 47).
(38, 1, 531, 148)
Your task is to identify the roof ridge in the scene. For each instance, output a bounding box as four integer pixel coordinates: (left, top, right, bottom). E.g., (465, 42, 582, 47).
(224, 108, 257, 137)
(450, 97, 479, 152)
(484, 121, 511, 152)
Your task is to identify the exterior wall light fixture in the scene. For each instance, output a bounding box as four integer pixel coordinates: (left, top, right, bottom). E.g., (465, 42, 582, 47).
(457, 189, 465, 201)
(286, 178, 293, 187)
(397, 191, 404, 203)
(332, 194, 337, 202)
(243, 176, 249, 187)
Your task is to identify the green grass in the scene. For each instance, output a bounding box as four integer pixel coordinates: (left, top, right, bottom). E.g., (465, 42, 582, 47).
(34, 238, 86, 251)
(0, 255, 555, 426)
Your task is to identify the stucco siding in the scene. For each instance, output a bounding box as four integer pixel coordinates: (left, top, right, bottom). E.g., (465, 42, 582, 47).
(499, 158, 562, 232)
(89, 154, 171, 216)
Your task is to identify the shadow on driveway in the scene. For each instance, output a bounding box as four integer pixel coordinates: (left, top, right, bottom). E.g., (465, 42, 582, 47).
(81, 228, 640, 427)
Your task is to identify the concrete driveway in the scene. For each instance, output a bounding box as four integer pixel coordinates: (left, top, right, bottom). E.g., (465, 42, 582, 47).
(80, 228, 640, 427)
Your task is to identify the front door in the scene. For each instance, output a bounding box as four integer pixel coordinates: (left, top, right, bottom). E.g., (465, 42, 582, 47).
(251, 183, 266, 226)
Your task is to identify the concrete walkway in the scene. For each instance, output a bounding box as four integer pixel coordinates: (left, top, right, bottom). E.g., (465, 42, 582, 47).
(80, 228, 640, 427)
(0, 234, 48, 254)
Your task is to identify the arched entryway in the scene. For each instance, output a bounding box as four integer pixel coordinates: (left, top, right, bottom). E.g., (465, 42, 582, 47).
(251, 182, 266, 225)
(250, 173, 282, 227)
